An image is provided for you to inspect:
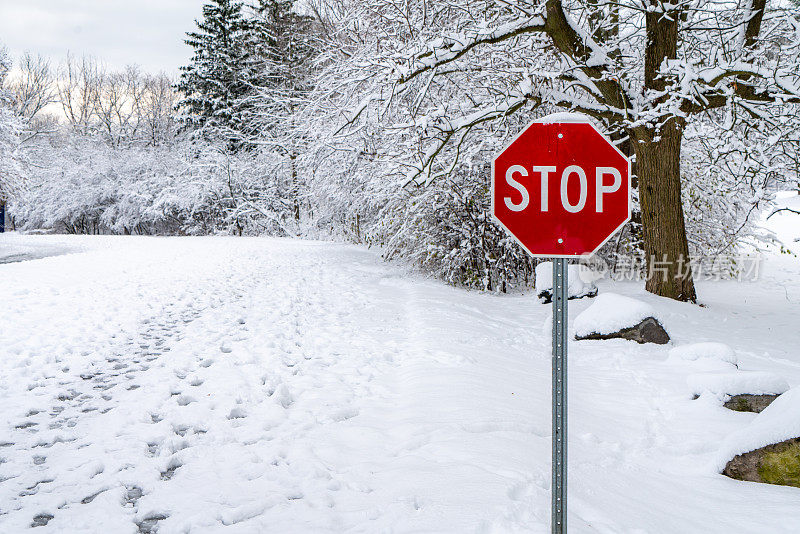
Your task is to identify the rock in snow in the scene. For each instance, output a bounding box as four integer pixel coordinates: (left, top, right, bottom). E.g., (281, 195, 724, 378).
(534, 262, 597, 303)
(719, 386, 800, 485)
(723, 394, 781, 413)
(723, 437, 800, 487)
(573, 293, 670, 344)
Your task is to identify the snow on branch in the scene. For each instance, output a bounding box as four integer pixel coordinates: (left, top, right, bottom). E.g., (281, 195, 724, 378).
(394, 0, 634, 122)
(700, 63, 800, 103)
(540, 0, 633, 115)
(401, 95, 529, 187)
(401, 83, 626, 187)
(396, 15, 547, 85)
(665, 59, 800, 114)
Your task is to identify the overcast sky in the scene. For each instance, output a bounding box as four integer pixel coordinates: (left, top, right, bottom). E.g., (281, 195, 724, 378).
(0, 0, 203, 74)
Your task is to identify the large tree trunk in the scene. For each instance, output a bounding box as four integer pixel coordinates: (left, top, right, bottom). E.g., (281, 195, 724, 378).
(632, 120, 697, 302)
(627, 0, 697, 302)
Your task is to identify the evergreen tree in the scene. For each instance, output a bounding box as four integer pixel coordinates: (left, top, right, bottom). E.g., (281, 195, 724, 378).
(244, 0, 318, 218)
(176, 0, 255, 145)
(244, 0, 316, 126)
(251, 1, 315, 91)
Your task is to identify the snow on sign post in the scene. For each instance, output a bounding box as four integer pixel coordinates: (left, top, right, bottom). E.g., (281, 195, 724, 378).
(491, 114, 631, 534)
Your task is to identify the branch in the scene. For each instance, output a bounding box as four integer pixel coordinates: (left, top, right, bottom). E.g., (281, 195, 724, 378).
(402, 86, 625, 187)
(679, 62, 800, 113)
(397, 16, 546, 85)
(767, 207, 800, 219)
(332, 92, 376, 136)
(401, 96, 529, 187)
(396, 1, 633, 122)
(680, 1, 800, 113)
(542, 0, 632, 115)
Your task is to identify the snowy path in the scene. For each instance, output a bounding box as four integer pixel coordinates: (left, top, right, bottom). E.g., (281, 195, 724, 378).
(1, 235, 799, 533)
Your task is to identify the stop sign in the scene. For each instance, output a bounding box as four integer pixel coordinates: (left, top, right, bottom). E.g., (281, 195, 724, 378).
(492, 115, 631, 257)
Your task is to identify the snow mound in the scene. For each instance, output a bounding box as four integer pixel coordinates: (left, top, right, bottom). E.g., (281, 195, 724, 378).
(535, 262, 596, 298)
(535, 112, 598, 125)
(717, 386, 800, 471)
(688, 370, 789, 397)
(668, 342, 738, 366)
(573, 293, 658, 337)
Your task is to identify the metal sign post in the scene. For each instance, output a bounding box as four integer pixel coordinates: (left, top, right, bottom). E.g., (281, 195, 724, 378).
(551, 258, 568, 533)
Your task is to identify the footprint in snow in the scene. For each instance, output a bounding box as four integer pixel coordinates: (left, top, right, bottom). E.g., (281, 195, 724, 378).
(175, 395, 196, 406)
(31, 513, 54, 527)
(136, 513, 169, 534)
(272, 385, 294, 408)
(81, 488, 108, 504)
(123, 485, 143, 507)
(227, 407, 247, 420)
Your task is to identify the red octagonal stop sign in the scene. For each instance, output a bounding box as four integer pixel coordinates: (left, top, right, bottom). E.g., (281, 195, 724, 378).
(492, 115, 631, 258)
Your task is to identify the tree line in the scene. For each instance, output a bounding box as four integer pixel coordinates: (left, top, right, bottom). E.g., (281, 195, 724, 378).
(1, 0, 798, 301)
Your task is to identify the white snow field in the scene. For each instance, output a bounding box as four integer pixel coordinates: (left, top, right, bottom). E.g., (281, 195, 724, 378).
(1, 234, 800, 533)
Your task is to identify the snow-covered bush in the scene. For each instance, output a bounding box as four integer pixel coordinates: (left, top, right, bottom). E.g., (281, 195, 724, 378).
(0, 47, 26, 204)
(11, 135, 297, 236)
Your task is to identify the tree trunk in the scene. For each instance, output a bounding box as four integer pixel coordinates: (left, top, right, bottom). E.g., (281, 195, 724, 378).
(290, 151, 300, 221)
(632, 120, 697, 302)
(628, 1, 697, 302)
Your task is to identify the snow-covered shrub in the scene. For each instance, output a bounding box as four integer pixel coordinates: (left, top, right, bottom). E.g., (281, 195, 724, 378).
(0, 47, 26, 204)
(381, 178, 536, 292)
(11, 134, 297, 236)
(184, 143, 298, 236)
(681, 115, 793, 258)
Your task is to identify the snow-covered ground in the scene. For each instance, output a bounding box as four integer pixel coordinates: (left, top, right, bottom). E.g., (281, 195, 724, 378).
(0, 233, 81, 265)
(1, 232, 799, 533)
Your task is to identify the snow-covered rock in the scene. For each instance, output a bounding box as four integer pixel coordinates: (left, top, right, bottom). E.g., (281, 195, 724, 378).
(668, 342, 738, 367)
(573, 293, 669, 343)
(535, 262, 597, 303)
(717, 385, 800, 472)
(688, 370, 789, 398)
(574, 293, 656, 336)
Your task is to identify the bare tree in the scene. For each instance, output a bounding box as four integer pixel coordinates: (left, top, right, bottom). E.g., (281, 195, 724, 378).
(140, 73, 178, 147)
(0, 47, 26, 221)
(58, 54, 102, 134)
(7, 52, 55, 121)
(94, 65, 145, 146)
